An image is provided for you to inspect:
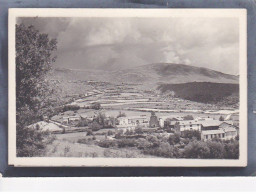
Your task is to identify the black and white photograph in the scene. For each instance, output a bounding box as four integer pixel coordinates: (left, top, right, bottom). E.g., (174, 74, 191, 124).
(8, 9, 247, 167)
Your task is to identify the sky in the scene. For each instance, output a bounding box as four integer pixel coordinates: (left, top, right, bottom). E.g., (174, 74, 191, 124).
(18, 17, 239, 75)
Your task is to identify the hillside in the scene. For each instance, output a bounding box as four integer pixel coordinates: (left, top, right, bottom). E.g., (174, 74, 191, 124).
(113, 63, 238, 86)
(157, 82, 239, 105)
(52, 63, 238, 89)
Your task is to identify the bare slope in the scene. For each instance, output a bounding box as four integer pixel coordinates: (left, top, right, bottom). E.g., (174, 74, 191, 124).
(52, 63, 238, 87)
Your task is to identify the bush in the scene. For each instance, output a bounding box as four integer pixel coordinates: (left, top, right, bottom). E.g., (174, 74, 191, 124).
(183, 115, 194, 120)
(117, 139, 137, 148)
(166, 128, 174, 133)
(98, 140, 117, 148)
(107, 130, 114, 136)
(89, 121, 102, 131)
(77, 138, 93, 145)
(168, 133, 180, 145)
(135, 127, 143, 134)
(183, 140, 210, 159)
(181, 130, 201, 140)
(224, 140, 239, 159)
(86, 130, 93, 136)
(146, 135, 160, 148)
(91, 102, 101, 110)
(76, 119, 88, 127)
(143, 143, 180, 158)
(17, 127, 55, 157)
(62, 105, 80, 112)
(115, 131, 123, 139)
(136, 138, 151, 149)
(206, 140, 225, 159)
(125, 129, 134, 136)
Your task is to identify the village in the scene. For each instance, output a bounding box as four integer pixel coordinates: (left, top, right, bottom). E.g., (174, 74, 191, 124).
(24, 77, 240, 158)
(29, 108, 239, 142)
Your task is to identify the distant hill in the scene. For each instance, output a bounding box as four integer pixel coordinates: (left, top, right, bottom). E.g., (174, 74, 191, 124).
(112, 63, 238, 86)
(51, 63, 238, 88)
(157, 82, 239, 104)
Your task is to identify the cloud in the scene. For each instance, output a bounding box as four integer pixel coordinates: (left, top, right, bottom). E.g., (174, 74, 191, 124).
(18, 17, 239, 75)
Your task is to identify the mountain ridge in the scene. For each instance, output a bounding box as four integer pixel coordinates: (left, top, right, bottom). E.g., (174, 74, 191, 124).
(52, 63, 239, 87)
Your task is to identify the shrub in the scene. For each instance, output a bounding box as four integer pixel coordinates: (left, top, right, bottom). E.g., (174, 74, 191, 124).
(146, 135, 160, 148)
(183, 115, 194, 120)
(91, 102, 101, 110)
(115, 131, 123, 139)
(77, 138, 93, 145)
(86, 130, 93, 136)
(62, 105, 80, 112)
(143, 142, 180, 158)
(206, 140, 225, 159)
(63, 145, 71, 156)
(219, 116, 225, 121)
(117, 139, 137, 148)
(181, 130, 201, 140)
(135, 127, 143, 134)
(76, 119, 88, 127)
(224, 140, 239, 159)
(168, 133, 180, 145)
(16, 127, 55, 157)
(98, 140, 117, 148)
(89, 121, 102, 131)
(136, 138, 151, 149)
(103, 149, 112, 157)
(166, 128, 174, 133)
(107, 130, 114, 136)
(183, 140, 210, 159)
(125, 129, 134, 136)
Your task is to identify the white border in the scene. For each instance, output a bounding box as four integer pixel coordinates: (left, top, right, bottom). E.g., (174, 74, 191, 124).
(8, 8, 247, 167)
(1, 178, 256, 191)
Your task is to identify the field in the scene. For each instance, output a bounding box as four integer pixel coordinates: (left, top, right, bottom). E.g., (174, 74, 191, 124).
(46, 131, 155, 158)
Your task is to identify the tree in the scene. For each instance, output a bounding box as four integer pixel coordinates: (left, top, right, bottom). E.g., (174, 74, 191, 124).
(183, 140, 210, 158)
(89, 121, 102, 131)
(168, 133, 180, 145)
(181, 130, 201, 140)
(219, 116, 225, 121)
(135, 127, 143, 134)
(91, 102, 101, 110)
(206, 141, 225, 159)
(224, 140, 239, 159)
(183, 115, 194, 120)
(16, 24, 57, 157)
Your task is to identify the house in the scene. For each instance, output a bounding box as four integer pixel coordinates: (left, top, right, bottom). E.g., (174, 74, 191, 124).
(201, 129, 225, 140)
(200, 122, 238, 141)
(219, 122, 238, 140)
(149, 112, 159, 128)
(164, 118, 179, 129)
(116, 115, 149, 130)
(200, 120, 223, 130)
(62, 115, 81, 125)
(225, 114, 239, 127)
(174, 120, 202, 132)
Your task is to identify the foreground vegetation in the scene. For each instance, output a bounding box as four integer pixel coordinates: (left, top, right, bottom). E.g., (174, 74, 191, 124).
(49, 128, 239, 159)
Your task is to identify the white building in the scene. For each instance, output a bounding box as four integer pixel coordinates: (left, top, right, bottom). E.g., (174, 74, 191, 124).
(116, 116, 149, 130)
(201, 129, 225, 140)
(175, 120, 202, 132)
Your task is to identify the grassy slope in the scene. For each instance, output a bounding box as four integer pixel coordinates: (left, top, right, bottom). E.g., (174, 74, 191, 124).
(157, 82, 239, 104)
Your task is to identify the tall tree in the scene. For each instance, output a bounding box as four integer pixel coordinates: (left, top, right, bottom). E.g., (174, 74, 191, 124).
(16, 24, 57, 157)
